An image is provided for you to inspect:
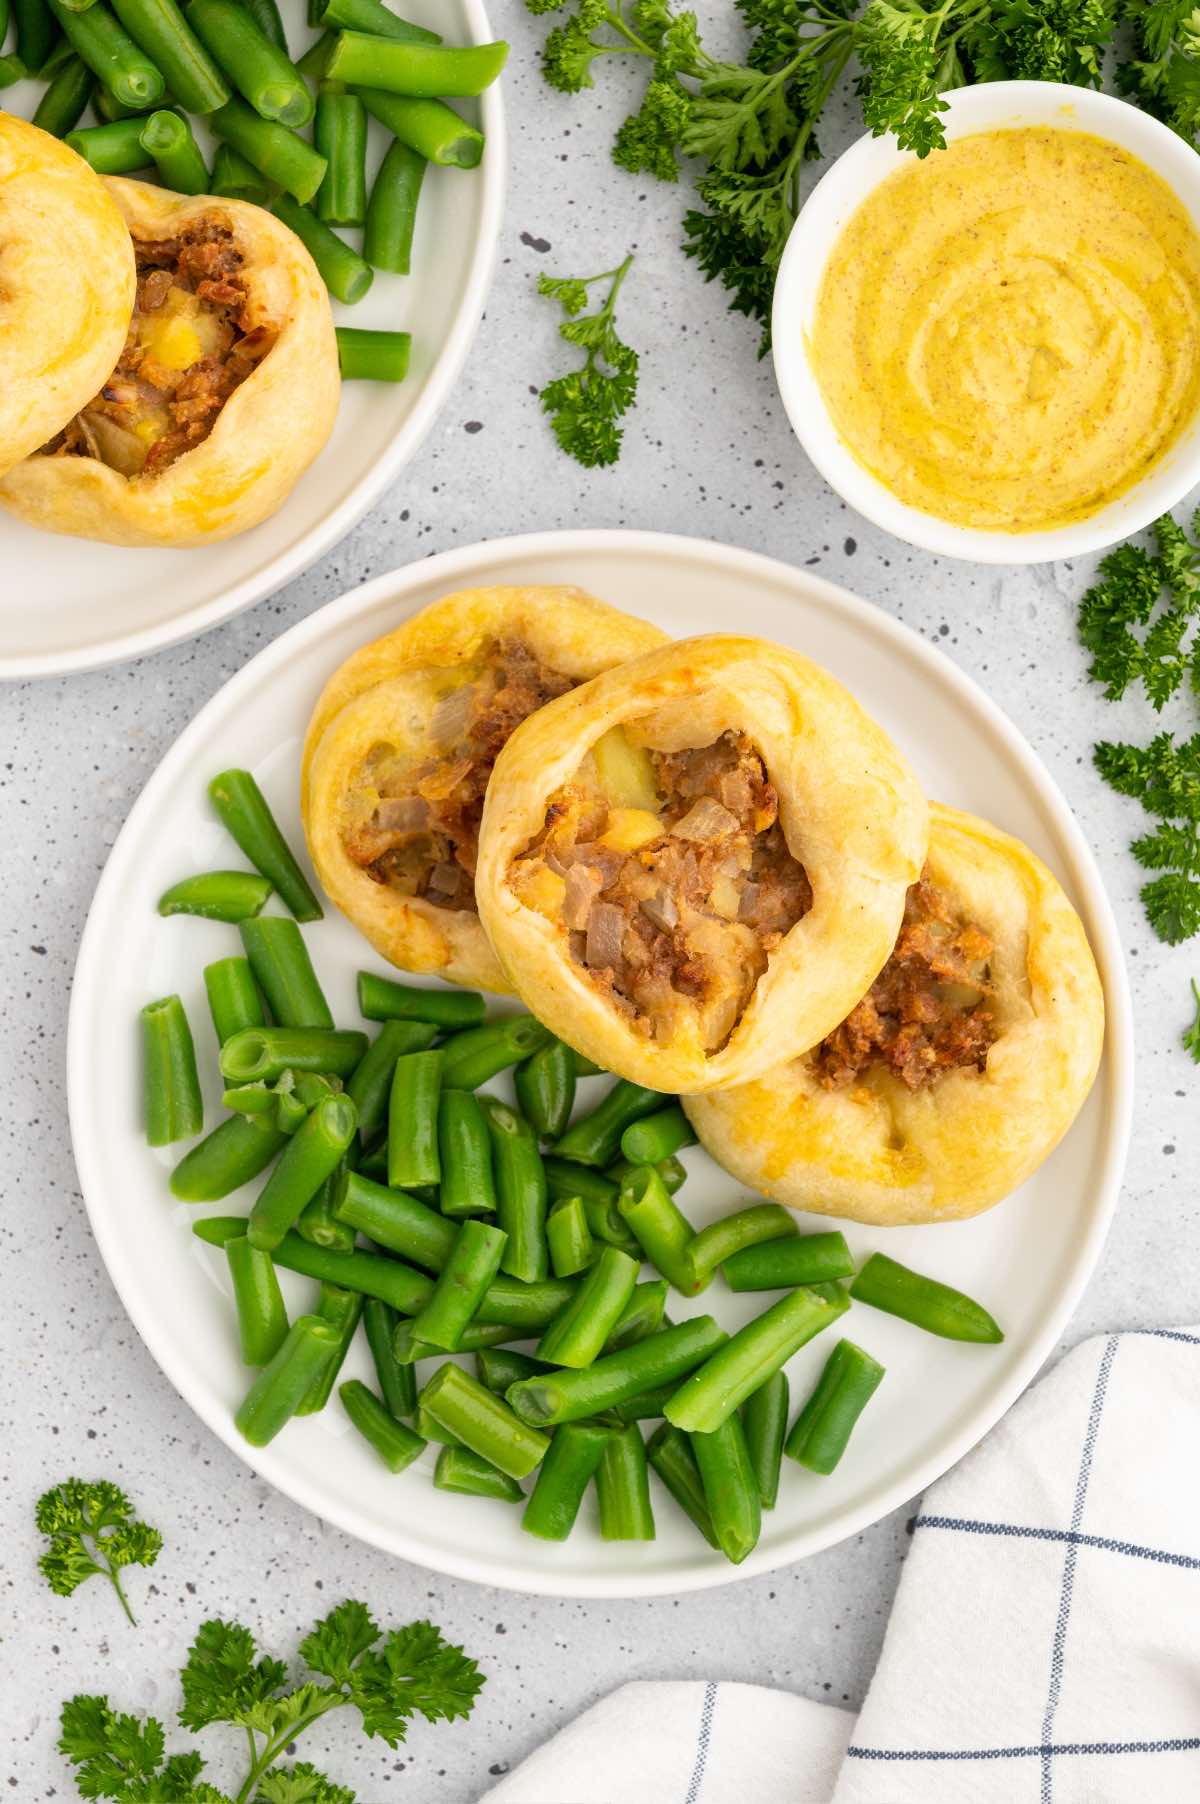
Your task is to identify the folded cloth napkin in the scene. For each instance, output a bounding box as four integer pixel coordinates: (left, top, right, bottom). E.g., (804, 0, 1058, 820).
(481, 1327, 1200, 1804)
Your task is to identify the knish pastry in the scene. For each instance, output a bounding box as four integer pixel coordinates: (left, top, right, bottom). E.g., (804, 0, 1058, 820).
(685, 804, 1105, 1223)
(302, 586, 668, 991)
(474, 635, 928, 1092)
(0, 177, 338, 545)
(0, 116, 135, 480)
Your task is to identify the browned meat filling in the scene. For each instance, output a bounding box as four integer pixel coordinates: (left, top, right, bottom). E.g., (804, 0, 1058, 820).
(814, 875, 997, 1091)
(343, 639, 576, 913)
(44, 215, 275, 477)
(518, 731, 812, 1052)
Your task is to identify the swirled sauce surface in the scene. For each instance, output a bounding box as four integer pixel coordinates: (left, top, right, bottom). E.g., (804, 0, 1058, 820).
(809, 127, 1200, 531)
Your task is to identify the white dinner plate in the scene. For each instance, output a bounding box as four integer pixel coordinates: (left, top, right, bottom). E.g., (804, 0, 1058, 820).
(68, 530, 1133, 1597)
(0, 0, 503, 679)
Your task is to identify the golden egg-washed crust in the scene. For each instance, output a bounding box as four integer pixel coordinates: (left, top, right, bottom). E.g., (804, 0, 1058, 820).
(302, 586, 669, 992)
(0, 178, 338, 545)
(685, 803, 1105, 1223)
(475, 633, 929, 1092)
(0, 117, 135, 479)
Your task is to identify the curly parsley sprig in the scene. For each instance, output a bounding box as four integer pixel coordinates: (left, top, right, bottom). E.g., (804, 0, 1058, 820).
(37, 1480, 162, 1627)
(537, 253, 639, 466)
(58, 1602, 483, 1804)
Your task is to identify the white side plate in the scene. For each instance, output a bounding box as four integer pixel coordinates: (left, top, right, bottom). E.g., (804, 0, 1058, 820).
(68, 530, 1133, 1596)
(0, 0, 503, 678)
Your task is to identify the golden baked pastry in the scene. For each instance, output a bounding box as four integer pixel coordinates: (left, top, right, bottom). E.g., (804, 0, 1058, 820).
(302, 586, 669, 992)
(0, 116, 135, 481)
(474, 634, 929, 1093)
(0, 177, 338, 545)
(684, 803, 1105, 1223)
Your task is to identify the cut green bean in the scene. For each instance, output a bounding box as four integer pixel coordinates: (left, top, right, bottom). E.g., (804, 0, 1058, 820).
(271, 192, 373, 304)
(543, 1157, 618, 1209)
(355, 91, 484, 168)
(171, 1113, 286, 1201)
(338, 1379, 424, 1471)
(603, 1278, 668, 1354)
(66, 114, 150, 170)
(297, 1282, 362, 1413)
(537, 1246, 638, 1369)
(235, 1314, 339, 1445)
(92, 85, 155, 117)
(334, 1169, 455, 1270)
(785, 1338, 885, 1475)
(295, 1168, 355, 1250)
(596, 1423, 654, 1540)
(295, 25, 332, 75)
(583, 1194, 640, 1257)
(606, 1154, 686, 1195)
(141, 994, 203, 1147)
(109, 0, 228, 109)
(140, 107, 208, 191)
(475, 1347, 550, 1393)
(387, 1048, 443, 1190)
(363, 1296, 416, 1418)
(507, 1317, 727, 1428)
(335, 328, 412, 382)
(723, 1231, 854, 1293)
(419, 1362, 549, 1479)
(646, 1422, 718, 1550)
(209, 99, 328, 199)
(392, 1316, 517, 1363)
(440, 1015, 552, 1089)
(365, 135, 426, 271)
(849, 1253, 1003, 1344)
(0, 55, 24, 83)
(240, 0, 286, 51)
(225, 1233, 288, 1365)
(247, 1092, 357, 1250)
(220, 1025, 365, 1085)
(157, 873, 270, 923)
(546, 1195, 593, 1279)
(357, 970, 484, 1027)
(320, 0, 438, 42)
(346, 1018, 436, 1144)
(480, 1097, 548, 1283)
(274, 1086, 308, 1135)
(326, 33, 506, 95)
(210, 138, 276, 198)
(238, 918, 333, 1029)
(190, 0, 311, 124)
(515, 1037, 576, 1142)
(619, 1104, 695, 1167)
(523, 1422, 611, 1541)
(607, 1382, 675, 1424)
(438, 1088, 497, 1220)
(434, 1445, 522, 1501)
(416, 1404, 461, 1447)
(665, 1285, 850, 1435)
(573, 1049, 605, 1077)
(203, 961, 265, 1053)
(223, 1081, 275, 1115)
(33, 53, 93, 132)
(618, 1164, 697, 1294)
(15, 0, 58, 72)
(47, 0, 164, 105)
(691, 1413, 760, 1564)
(686, 1204, 798, 1294)
(290, 1070, 342, 1108)
(553, 1080, 661, 1167)
(408, 1220, 507, 1352)
(741, 1370, 788, 1509)
(315, 79, 366, 224)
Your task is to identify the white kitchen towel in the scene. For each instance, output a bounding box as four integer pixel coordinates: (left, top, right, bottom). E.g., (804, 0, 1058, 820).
(481, 1327, 1200, 1804)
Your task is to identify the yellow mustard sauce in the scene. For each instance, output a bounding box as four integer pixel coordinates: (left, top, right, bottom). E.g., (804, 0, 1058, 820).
(809, 126, 1200, 532)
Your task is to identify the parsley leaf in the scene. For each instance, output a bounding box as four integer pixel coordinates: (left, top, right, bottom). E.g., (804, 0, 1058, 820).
(254, 1764, 355, 1804)
(58, 1696, 226, 1803)
(1184, 976, 1200, 1060)
(37, 1480, 162, 1627)
(538, 253, 640, 466)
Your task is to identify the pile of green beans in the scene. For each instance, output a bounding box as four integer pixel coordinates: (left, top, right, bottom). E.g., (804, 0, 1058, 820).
(146, 766, 1007, 1559)
(3, 1, 506, 382)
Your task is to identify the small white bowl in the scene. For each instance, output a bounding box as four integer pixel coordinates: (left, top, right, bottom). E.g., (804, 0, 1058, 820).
(772, 82, 1200, 564)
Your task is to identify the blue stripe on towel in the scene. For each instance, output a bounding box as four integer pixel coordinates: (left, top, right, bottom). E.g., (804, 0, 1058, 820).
(913, 1516, 1200, 1571)
(846, 1738, 1200, 1762)
(684, 1680, 718, 1803)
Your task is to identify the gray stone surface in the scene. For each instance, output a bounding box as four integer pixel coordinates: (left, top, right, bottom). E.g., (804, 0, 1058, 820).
(1, 13, 1194, 1800)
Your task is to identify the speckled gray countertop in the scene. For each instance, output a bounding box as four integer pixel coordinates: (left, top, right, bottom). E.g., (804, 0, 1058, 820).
(3, 12, 1196, 1801)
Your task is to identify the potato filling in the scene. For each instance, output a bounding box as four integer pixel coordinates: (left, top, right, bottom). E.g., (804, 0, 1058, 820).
(343, 639, 576, 913)
(515, 729, 812, 1051)
(814, 874, 997, 1090)
(44, 215, 275, 476)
